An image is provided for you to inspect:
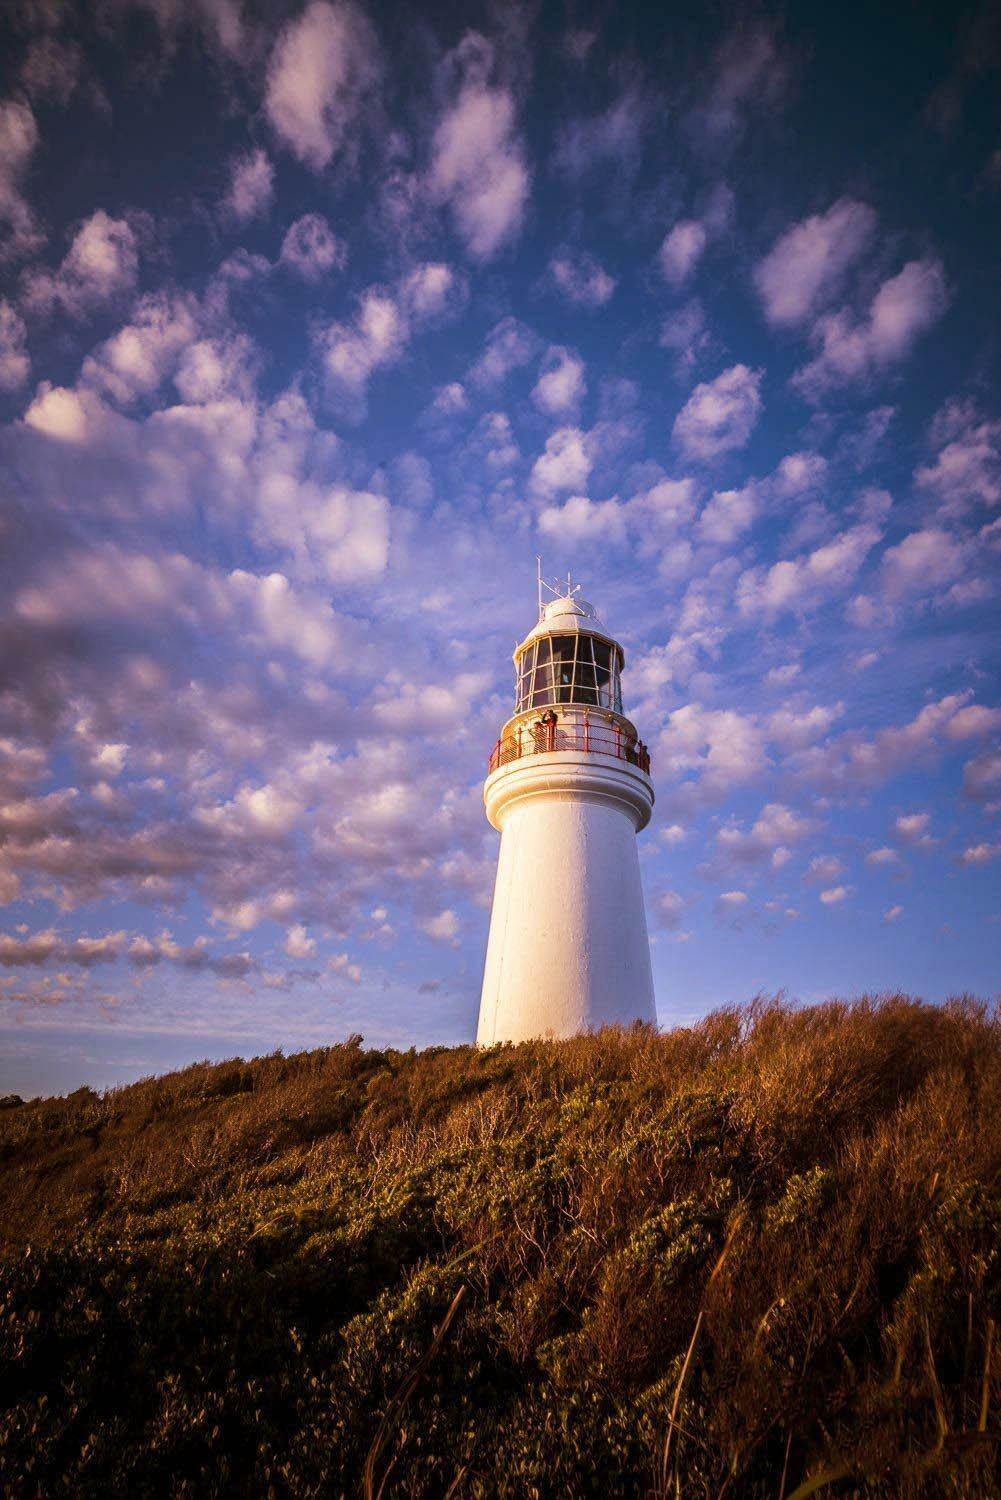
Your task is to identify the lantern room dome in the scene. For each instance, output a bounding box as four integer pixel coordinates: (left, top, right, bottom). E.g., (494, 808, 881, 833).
(517, 594, 615, 655)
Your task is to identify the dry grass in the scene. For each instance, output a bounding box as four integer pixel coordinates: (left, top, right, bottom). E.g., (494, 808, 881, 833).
(1, 996, 999, 1496)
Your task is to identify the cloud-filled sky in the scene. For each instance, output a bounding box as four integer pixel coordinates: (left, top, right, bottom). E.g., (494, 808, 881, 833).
(1, 0, 999, 1095)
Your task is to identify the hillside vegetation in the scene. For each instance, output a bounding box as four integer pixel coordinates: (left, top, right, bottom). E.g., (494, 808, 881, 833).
(1, 997, 1000, 1497)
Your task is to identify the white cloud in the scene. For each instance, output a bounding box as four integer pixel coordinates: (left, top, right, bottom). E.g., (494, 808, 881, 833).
(660, 299, 711, 376)
(915, 400, 1001, 515)
(0, 299, 29, 389)
(538, 494, 626, 545)
(660, 219, 708, 286)
(656, 889, 688, 930)
(772, 451, 828, 497)
(964, 750, 1001, 802)
(793, 258, 949, 400)
(549, 249, 616, 307)
(808, 854, 845, 883)
(819, 884, 851, 904)
(883, 904, 903, 922)
(285, 923, 316, 958)
(0, 98, 42, 259)
(673, 364, 762, 460)
(895, 811, 933, 846)
(467, 316, 539, 387)
(867, 846, 899, 866)
(553, 90, 646, 177)
(881, 528, 967, 600)
(959, 843, 999, 866)
(422, 908, 460, 944)
(428, 34, 530, 261)
(529, 427, 591, 497)
(696, 484, 757, 545)
(399, 262, 467, 322)
(736, 523, 881, 617)
(532, 346, 585, 415)
(716, 802, 812, 865)
(265, 0, 381, 171)
(315, 286, 406, 416)
(279, 213, 348, 280)
(80, 291, 201, 404)
(754, 198, 877, 326)
(22, 211, 140, 319)
(688, 27, 789, 149)
(224, 148, 274, 222)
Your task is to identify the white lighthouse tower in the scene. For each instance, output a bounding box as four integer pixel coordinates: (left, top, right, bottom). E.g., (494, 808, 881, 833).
(477, 577, 657, 1045)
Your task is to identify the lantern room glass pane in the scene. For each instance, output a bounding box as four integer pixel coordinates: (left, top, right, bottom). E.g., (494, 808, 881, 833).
(515, 633, 624, 714)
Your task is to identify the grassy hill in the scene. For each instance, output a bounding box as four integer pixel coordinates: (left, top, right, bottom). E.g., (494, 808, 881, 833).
(1, 997, 999, 1497)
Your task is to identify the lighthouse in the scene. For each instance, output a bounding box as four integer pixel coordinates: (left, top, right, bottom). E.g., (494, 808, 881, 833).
(477, 579, 657, 1045)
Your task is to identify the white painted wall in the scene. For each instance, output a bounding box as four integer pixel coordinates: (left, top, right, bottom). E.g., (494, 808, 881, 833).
(477, 751, 657, 1045)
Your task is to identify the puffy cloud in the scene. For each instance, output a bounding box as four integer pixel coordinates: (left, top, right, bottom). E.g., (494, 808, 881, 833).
(959, 843, 1000, 866)
(224, 147, 274, 222)
(0, 98, 41, 259)
(0, 299, 29, 389)
(696, 484, 757, 545)
(786, 692, 980, 793)
(529, 427, 592, 497)
(754, 199, 877, 326)
(532, 346, 585, 415)
(819, 884, 851, 904)
(881, 528, 968, 600)
(656, 703, 767, 803)
(867, 846, 899, 866)
(716, 802, 813, 866)
(884, 905, 904, 922)
(767, 703, 843, 749)
(736, 523, 881, 617)
(80, 290, 201, 404)
(660, 220, 708, 286)
(22, 211, 140, 319)
(538, 494, 626, 545)
(421, 908, 461, 944)
(963, 750, 1001, 801)
(660, 299, 711, 376)
(673, 364, 762, 461)
(468, 316, 539, 387)
(688, 27, 790, 149)
(808, 854, 845, 883)
(772, 451, 828, 497)
(895, 811, 934, 846)
(659, 185, 733, 286)
(399, 262, 467, 322)
(793, 259, 949, 400)
(19, 35, 84, 105)
(0, 927, 254, 978)
(265, 0, 381, 171)
(279, 213, 348, 279)
(549, 248, 616, 307)
(428, 34, 530, 261)
(285, 923, 316, 957)
(553, 89, 646, 177)
(656, 889, 688, 930)
(315, 286, 407, 417)
(915, 400, 1001, 514)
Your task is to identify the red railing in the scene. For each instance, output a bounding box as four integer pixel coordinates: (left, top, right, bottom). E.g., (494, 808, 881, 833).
(488, 719, 651, 775)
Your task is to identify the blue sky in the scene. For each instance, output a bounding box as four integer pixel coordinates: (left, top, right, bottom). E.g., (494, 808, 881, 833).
(0, 0, 999, 1096)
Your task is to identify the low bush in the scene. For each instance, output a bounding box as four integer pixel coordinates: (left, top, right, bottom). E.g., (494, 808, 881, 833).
(1, 996, 999, 1496)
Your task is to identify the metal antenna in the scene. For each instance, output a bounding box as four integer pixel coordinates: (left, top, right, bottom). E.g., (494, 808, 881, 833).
(536, 555, 543, 620)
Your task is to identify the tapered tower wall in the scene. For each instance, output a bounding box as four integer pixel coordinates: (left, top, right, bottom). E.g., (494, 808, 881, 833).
(476, 749, 656, 1045)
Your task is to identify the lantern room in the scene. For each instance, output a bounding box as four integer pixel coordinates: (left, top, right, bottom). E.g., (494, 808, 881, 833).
(513, 594, 623, 713)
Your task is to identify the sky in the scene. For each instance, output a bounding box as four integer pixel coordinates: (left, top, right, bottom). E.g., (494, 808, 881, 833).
(0, 0, 999, 1097)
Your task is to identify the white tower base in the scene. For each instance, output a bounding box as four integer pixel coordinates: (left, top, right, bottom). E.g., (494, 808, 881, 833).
(477, 750, 656, 1045)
